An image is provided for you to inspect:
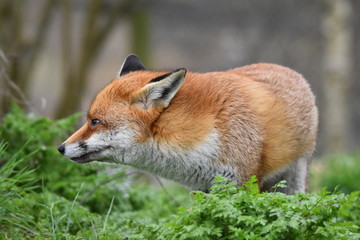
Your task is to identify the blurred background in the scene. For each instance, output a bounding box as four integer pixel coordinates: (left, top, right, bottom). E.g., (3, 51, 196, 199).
(0, 0, 359, 191)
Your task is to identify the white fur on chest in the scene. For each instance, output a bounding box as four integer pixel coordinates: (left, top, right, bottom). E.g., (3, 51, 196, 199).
(114, 130, 238, 191)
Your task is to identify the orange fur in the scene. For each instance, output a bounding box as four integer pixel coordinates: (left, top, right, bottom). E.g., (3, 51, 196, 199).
(229, 64, 318, 178)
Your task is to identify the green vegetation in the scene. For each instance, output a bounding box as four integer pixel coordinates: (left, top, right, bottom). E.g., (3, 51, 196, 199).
(146, 177, 359, 240)
(312, 153, 360, 194)
(1, 105, 359, 239)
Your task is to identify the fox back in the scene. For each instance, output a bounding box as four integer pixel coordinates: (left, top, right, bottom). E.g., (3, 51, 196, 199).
(58, 54, 318, 194)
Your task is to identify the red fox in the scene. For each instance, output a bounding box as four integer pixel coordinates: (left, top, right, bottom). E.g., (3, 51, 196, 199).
(58, 54, 318, 194)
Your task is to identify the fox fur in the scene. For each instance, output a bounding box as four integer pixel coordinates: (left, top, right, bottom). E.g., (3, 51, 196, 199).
(58, 54, 318, 194)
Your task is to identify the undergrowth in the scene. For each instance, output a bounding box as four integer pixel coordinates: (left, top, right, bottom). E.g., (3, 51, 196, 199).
(314, 153, 360, 194)
(0, 104, 359, 239)
(144, 177, 360, 240)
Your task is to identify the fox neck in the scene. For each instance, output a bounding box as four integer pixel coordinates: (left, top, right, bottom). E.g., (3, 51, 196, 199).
(115, 130, 238, 191)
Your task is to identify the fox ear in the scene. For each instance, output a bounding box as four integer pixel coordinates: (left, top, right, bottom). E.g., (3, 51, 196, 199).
(133, 68, 187, 109)
(117, 54, 145, 77)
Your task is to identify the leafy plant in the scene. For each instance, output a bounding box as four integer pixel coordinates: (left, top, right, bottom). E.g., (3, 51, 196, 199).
(144, 176, 360, 240)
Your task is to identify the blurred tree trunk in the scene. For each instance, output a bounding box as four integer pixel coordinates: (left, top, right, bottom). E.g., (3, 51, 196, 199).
(54, 0, 134, 118)
(322, 0, 353, 154)
(130, 4, 150, 66)
(0, 49, 12, 118)
(0, 0, 55, 117)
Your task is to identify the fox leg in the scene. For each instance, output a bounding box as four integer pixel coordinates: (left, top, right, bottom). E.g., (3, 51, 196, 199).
(260, 151, 313, 194)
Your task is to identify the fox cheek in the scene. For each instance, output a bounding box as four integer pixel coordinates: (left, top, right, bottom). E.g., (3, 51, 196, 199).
(107, 126, 136, 146)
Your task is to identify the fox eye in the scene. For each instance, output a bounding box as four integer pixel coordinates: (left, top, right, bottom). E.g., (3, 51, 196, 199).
(90, 119, 100, 127)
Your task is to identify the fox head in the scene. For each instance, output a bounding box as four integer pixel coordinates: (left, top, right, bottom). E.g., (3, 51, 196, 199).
(58, 54, 187, 164)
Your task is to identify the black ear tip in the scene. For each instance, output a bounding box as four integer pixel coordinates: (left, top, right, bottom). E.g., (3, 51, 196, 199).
(126, 54, 140, 60)
(119, 53, 146, 77)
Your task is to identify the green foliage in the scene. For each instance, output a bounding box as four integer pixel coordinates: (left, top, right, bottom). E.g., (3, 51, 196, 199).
(146, 176, 360, 240)
(0, 141, 40, 238)
(314, 153, 360, 194)
(1, 104, 359, 239)
(1, 103, 79, 159)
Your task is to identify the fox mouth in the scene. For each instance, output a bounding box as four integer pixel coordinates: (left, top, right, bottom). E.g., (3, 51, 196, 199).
(70, 146, 111, 164)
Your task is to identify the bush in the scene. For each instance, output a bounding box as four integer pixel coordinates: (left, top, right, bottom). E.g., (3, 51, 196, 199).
(144, 177, 360, 240)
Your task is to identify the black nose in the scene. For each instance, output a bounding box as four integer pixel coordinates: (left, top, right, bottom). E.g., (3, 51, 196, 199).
(57, 144, 65, 155)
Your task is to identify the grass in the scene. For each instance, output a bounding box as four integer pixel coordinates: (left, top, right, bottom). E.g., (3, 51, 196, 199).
(311, 152, 360, 193)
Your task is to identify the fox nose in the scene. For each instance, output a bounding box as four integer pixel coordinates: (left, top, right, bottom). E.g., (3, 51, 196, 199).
(57, 144, 65, 155)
